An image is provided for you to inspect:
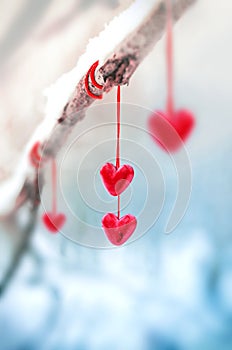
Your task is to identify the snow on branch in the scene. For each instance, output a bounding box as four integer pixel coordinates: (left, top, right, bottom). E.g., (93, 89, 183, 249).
(0, 0, 197, 294)
(0, 0, 196, 217)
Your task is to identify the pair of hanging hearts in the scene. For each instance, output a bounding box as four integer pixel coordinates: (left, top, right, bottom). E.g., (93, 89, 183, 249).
(100, 162, 137, 246)
(30, 141, 137, 244)
(42, 162, 137, 242)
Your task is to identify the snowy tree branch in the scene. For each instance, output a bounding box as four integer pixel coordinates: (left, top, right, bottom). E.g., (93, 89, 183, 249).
(0, 0, 197, 294)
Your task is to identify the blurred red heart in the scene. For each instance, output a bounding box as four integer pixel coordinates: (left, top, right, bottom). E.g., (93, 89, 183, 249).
(148, 109, 195, 152)
(102, 213, 137, 246)
(100, 163, 134, 196)
(42, 212, 66, 233)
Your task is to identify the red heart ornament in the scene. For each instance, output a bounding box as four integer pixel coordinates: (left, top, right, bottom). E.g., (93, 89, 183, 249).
(42, 212, 66, 233)
(102, 213, 137, 246)
(148, 109, 195, 152)
(100, 163, 134, 196)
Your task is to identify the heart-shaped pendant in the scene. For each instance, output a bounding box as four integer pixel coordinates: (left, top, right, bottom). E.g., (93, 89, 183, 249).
(102, 212, 137, 246)
(148, 109, 195, 152)
(42, 212, 66, 233)
(100, 163, 134, 196)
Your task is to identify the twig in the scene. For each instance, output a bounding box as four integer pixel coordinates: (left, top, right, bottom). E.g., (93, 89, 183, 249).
(0, 173, 41, 295)
(0, 0, 197, 295)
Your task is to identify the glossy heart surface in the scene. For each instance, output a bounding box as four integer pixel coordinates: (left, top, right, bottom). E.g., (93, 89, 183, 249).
(102, 212, 137, 246)
(100, 163, 134, 196)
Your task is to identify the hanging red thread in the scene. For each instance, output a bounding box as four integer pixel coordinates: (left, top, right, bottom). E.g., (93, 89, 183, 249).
(116, 85, 121, 218)
(148, 0, 195, 152)
(42, 159, 66, 233)
(101, 86, 137, 246)
(100, 86, 134, 198)
(166, 0, 174, 118)
(116, 86, 121, 170)
(100, 86, 134, 199)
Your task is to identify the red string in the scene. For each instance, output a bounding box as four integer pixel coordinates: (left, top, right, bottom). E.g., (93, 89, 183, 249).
(52, 159, 57, 215)
(166, 0, 174, 118)
(116, 86, 121, 218)
(116, 85, 121, 169)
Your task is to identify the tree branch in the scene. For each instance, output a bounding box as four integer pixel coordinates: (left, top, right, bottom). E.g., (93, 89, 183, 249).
(0, 0, 197, 295)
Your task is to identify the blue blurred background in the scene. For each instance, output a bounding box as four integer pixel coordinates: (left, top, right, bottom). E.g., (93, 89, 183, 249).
(0, 1, 232, 349)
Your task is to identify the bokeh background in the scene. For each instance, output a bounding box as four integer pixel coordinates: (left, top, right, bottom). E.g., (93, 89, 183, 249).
(0, 0, 232, 349)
